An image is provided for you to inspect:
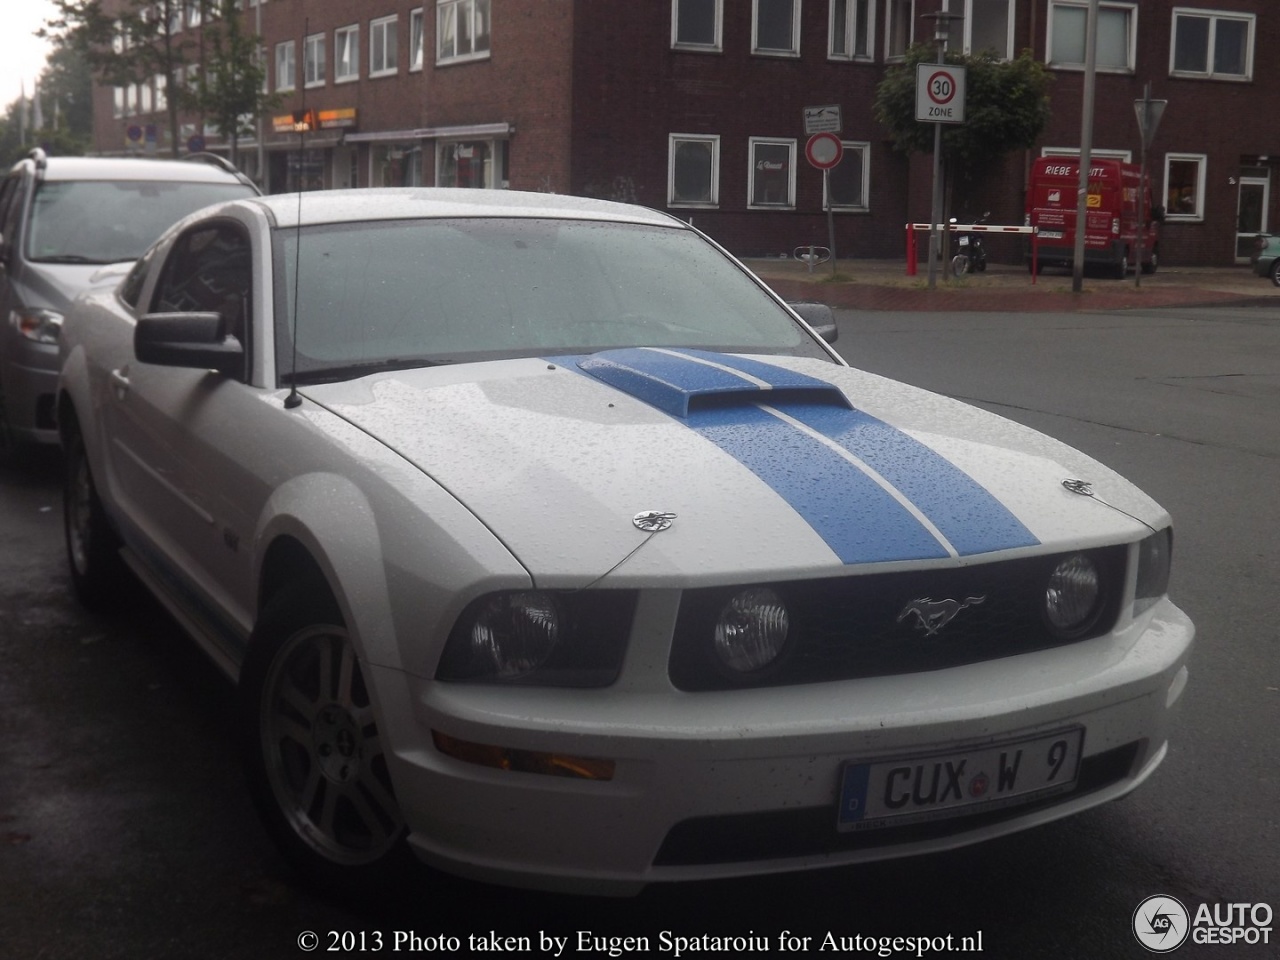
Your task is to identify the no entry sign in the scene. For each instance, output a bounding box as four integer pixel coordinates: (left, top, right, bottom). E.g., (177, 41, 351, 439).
(915, 63, 967, 124)
(805, 132, 844, 170)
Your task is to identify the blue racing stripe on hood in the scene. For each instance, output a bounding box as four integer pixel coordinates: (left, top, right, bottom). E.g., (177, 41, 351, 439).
(567, 349, 1040, 562)
(774, 402, 1039, 556)
(687, 403, 950, 563)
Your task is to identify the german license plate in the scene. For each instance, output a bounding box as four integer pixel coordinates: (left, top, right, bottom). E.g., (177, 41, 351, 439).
(837, 728, 1083, 832)
(1038, 230, 1064, 239)
(958, 235, 970, 245)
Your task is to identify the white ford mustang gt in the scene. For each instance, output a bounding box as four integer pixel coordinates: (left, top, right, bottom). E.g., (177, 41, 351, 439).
(57, 189, 1193, 896)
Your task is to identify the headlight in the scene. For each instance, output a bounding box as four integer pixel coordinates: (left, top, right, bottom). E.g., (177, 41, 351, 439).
(437, 590, 635, 686)
(713, 587, 791, 673)
(1134, 528, 1172, 617)
(13, 308, 64, 344)
(459, 592, 560, 679)
(1043, 553, 1103, 638)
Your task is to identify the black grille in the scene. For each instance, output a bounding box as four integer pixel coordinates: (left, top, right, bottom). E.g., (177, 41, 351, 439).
(668, 546, 1127, 691)
(653, 741, 1142, 866)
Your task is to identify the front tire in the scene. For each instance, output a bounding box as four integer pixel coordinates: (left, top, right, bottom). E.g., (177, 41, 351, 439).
(63, 427, 125, 610)
(1269, 260, 1280, 288)
(951, 254, 969, 277)
(239, 581, 415, 895)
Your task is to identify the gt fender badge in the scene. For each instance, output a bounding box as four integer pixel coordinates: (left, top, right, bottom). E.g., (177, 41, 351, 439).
(898, 596, 986, 636)
(633, 510, 677, 532)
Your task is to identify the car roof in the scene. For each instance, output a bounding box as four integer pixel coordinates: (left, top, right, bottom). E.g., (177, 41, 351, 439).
(249, 188, 687, 230)
(22, 154, 252, 185)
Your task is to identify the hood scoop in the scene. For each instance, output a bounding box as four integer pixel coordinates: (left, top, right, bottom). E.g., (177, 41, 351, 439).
(577, 348, 851, 419)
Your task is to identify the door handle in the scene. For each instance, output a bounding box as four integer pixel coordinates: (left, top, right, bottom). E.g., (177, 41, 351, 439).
(110, 367, 130, 397)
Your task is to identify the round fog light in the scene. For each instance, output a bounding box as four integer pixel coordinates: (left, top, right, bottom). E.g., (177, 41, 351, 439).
(1044, 554, 1101, 636)
(713, 587, 790, 673)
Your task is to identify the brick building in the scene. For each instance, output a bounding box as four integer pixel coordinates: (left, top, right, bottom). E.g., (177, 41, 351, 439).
(92, 1, 1278, 266)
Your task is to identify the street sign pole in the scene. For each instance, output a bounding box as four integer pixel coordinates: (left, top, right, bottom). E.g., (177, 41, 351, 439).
(805, 131, 844, 277)
(919, 10, 964, 290)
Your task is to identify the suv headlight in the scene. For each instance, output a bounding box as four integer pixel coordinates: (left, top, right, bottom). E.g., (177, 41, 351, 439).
(13, 308, 64, 344)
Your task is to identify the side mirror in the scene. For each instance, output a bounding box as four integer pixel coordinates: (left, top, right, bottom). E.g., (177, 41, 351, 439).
(786, 300, 838, 344)
(135, 312, 245, 378)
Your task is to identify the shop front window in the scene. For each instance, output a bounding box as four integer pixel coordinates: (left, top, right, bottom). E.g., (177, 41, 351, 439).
(438, 140, 508, 189)
(374, 144, 423, 187)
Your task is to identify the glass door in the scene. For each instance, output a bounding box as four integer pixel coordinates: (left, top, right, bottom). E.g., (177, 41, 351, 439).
(1236, 169, 1270, 261)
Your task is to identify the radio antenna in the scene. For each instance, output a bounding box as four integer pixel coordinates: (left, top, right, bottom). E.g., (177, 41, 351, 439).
(284, 19, 309, 410)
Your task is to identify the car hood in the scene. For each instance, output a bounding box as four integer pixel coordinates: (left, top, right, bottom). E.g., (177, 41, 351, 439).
(304, 349, 1163, 586)
(15, 260, 131, 312)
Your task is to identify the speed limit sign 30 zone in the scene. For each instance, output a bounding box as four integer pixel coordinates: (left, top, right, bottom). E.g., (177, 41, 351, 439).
(916, 64, 966, 123)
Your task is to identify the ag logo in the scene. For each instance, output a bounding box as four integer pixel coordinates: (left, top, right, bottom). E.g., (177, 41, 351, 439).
(1133, 895, 1190, 953)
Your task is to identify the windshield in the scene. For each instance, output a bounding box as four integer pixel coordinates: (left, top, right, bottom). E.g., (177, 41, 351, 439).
(274, 217, 831, 384)
(27, 180, 255, 264)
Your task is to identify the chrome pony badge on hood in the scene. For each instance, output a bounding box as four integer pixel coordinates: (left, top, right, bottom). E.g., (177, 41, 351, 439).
(898, 596, 987, 636)
(633, 510, 677, 533)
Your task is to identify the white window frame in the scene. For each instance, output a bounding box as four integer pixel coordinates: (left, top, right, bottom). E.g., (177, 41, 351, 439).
(410, 8, 425, 71)
(304, 32, 326, 87)
(334, 24, 360, 83)
(154, 73, 167, 111)
(185, 1, 202, 29)
(668, 134, 721, 208)
(437, 0, 491, 65)
(829, 0, 874, 62)
(113, 87, 125, 119)
(1163, 153, 1207, 222)
(1047, 1, 1137, 73)
(748, 137, 797, 210)
(884, 0, 914, 61)
(370, 15, 399, 77)
(824, 140, 871, 211)
(671, 0, 723, 52)
(1169, 8, 1254, 82)
(964, 0, 1014, 59)
(275, 40, 296, 92)
(752, 0, 801, 57)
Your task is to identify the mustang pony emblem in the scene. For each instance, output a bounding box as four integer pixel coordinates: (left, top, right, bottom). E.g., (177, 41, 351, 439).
(897, 596, 986, 636)
(633, 510, 677, 533)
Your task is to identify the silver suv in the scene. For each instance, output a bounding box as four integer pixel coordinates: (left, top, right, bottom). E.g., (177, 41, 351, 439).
(0, 149, 258, 448)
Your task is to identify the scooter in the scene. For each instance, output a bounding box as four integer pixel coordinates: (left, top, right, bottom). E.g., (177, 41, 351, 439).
(950, 212, 990, 276)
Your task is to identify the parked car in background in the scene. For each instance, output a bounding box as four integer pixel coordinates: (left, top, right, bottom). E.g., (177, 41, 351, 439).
(0, 149, 258, 448)
(58, 188, 1193, 896)
(1251, 234, 1280, 286)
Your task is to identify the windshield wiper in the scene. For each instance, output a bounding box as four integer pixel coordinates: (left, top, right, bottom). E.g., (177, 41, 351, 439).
(286, 356, 453, 385)
(34, 254, 113, 264)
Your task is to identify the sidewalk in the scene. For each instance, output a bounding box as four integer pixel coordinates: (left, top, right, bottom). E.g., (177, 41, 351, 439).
(746, 256, 1280, 312)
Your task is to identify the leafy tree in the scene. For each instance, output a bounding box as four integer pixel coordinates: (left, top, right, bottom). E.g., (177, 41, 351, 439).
(41, 0, 277, 165)
(875, 44, 1052, 198)
(185, 0, 280, 167)
(42, 0, 193, 158)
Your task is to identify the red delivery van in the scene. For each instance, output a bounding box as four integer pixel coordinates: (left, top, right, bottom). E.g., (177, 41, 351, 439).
(1026, 157, 1163, 278)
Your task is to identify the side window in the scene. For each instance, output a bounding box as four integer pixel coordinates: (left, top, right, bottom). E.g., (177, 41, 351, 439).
(119, 245, 159, 310)
(152, 222, 253, 347)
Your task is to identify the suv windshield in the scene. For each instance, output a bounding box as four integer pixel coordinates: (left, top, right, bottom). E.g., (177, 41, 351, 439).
(275, 217, 832, 383)
(27, 180, 255, 264)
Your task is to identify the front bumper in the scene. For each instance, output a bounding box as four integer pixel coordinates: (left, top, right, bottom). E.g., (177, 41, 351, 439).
(1, 342, 60, 444)
(372, 596, 1193, 895)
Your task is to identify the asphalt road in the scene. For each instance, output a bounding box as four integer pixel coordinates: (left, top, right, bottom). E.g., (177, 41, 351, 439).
(1, 305, 1276, 960)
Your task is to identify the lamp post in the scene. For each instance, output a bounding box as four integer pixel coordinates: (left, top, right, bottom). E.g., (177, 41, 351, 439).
(1071, 0, 1100, 294)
